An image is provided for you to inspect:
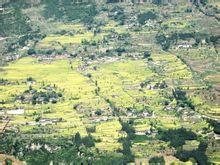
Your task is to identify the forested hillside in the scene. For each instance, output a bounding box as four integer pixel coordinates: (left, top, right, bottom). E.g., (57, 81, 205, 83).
(0, 8, 31, 37)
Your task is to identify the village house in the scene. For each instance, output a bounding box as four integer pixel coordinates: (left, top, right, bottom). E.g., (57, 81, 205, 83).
(139, 111, 155, 118)
(135, 131, 146, 135)
(0, 8, 4, 12)
(44, 144, 61, 153)
(29, 143, 42, 151)
(135, 129, 158, 136)
(26, 118, 63, 126)
(5, 54, 21, 62)
(38, 118, 62, 126)
(90, 116, 110, 123)
(176, 40, 195, 49)
(26, 121, 37, 126)
(145, 129, 158, 136)
(214, 133, 220, 140)
(6, 108, 25, 115)
(0, 116, 10, 123)
(146, 84, 155, 90)
(165, 105, 174, 111)
(126, 110, 138, 118)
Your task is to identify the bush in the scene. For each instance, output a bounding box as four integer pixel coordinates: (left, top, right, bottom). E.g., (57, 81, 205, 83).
(26, 77, 35, 82)
(175, 141, 208, 165)
(95, 109, 102, 116)
(157, 127, 197, 148)
(115, 47, 126, 55)
(82, 135, 95, 148)
(152, 0, 162, 5)
(155, 33, 170, 51)
(138, 11, 157, 25)
(27, 48, 36, 55)
(149, 156, 165, 165)
(143, 51, 151, 58)
(206, 119, 220, 134)
(185, 7, 192, 13)
(173, 88, 195, 110)
(86, 126, 96, 133)
(121, 138, 134, 163)
(5, 158, 13, 165)
(109, 6, 126, 25)
(120, 120, 135, 140)
(74, 132, 82, 147)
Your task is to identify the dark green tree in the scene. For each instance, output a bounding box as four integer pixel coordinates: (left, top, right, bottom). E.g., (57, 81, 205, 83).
(149, 156, 165, 165)
(82, 134, 95, 148)
(74, 132, 82, 147)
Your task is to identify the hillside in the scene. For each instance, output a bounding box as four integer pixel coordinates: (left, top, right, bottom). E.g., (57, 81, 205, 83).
(0, 0, 220, 164)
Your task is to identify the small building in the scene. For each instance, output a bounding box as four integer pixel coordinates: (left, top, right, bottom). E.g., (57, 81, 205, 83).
(140, 111, 154, 118)
(165, 105, 174, 111)
(26, 122, 37, 126)
(7, 109, 24, 115)
(176, 40, 194, 49)
(0, 8, 4, 12)
(214, 133, 220, 140)
(39, 118, 61, 126)
(146, 84, 155, 90)
(145, 129, 158, 136)
(135, 131, 146, 135)
(90, 116, 109, 123)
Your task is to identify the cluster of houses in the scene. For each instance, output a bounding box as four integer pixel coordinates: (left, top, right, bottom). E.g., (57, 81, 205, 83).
(77, 56, 121, 72)
(28, 143, 61, 153)
(34, 54, 69, 64)
(16, 86, 62, 105)
(126, 109, 155, 118)
(88, 107, 155, 123)
(26, 118, 63, 126)
(89, 116, 111, 123)
(0, 77, 7, 85)
(5, 54, 21, 62)
(0, 108, 25, 116)
(7, 108, 25, 115)
(176, 41, 194, 49)
(140, 80, 168, 90)
(135, 129, 158, 136)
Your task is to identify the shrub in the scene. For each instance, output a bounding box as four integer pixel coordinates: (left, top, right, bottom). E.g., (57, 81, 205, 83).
(82, 135, 95, 148)
(157, 127, 197, 148)
(5, 158, 13, 165)
(95, 109, 102, 116)
(27, 48, 36, 55)
(152, 0, 162, 5)
(149, 156, 165, 165)
(86, 126, 96, 133)
(26, 77, 35, 82)
(74, 132, 82, 147)
(143, 51, 151, 58)
(121, 137, 134, 163)
(138, 11, 157, 25)
(155, 33, 170, 51)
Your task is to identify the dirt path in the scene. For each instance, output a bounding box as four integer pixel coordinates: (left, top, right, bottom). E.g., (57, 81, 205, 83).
(0, 154, 24, 165)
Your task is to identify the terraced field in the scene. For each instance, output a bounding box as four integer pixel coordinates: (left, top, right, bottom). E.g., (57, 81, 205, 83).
(1, 52, 218, 162)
